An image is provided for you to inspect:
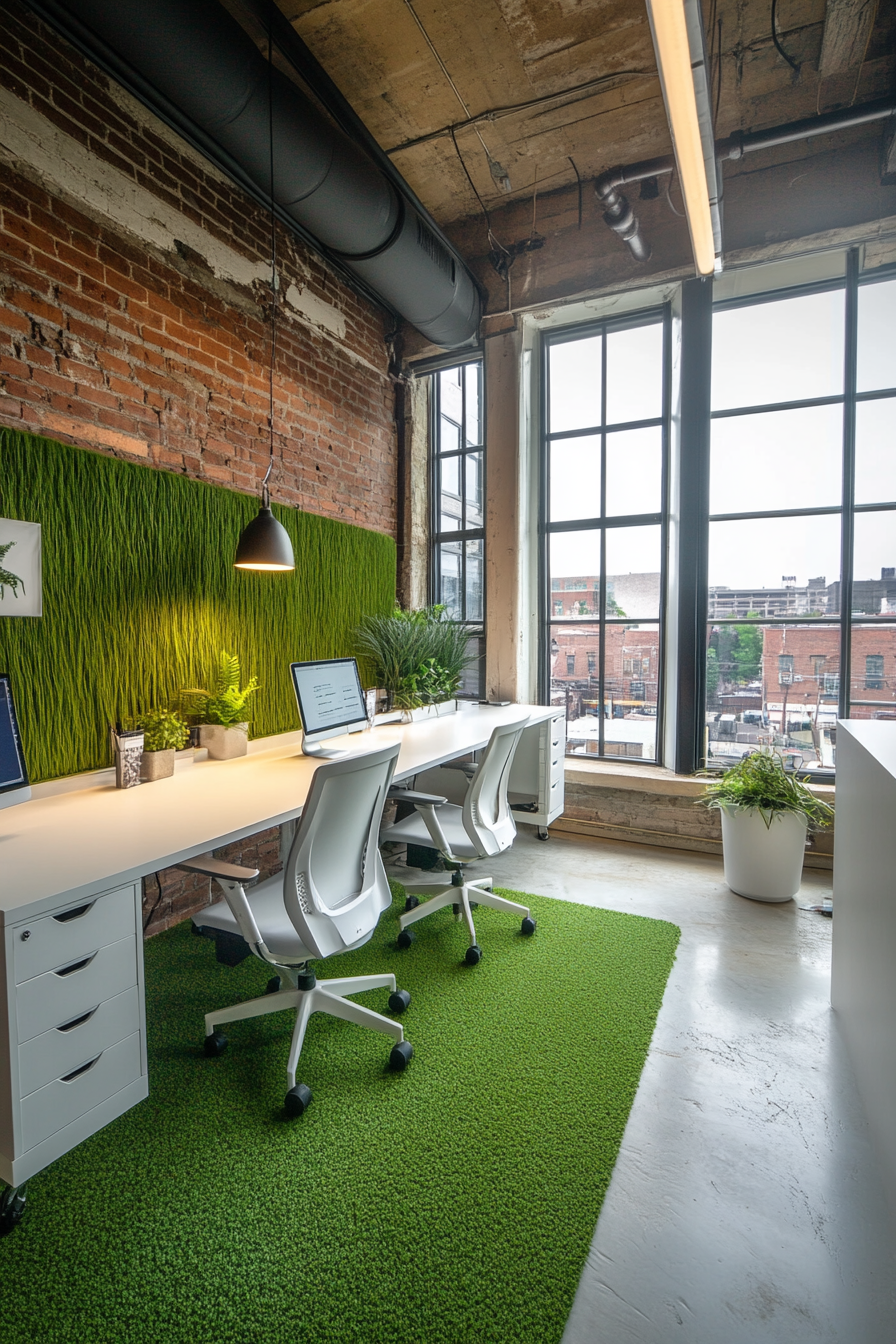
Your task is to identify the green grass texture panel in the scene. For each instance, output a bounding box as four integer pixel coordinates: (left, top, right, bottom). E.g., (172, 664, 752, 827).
(0, 429, 395, 782)
(0, 888, 680, 1344)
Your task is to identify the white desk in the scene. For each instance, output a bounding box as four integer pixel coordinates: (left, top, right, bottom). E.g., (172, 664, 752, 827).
(0, 704, 561, 1197)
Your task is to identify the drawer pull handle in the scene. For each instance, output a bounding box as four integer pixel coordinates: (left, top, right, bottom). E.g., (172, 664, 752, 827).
(60, 1055, 102, 1084)
(56, 1007, 99, 1033)
(52, 902, 96, 924)
(54, 953, 97, 978)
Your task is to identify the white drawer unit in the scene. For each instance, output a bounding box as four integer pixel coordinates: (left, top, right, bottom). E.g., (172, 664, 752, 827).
(0, 881, 148, 1193)
(508, 711, 567, 838)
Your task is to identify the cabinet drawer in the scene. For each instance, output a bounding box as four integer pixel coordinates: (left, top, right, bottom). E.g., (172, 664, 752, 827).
(20, 1031, 142, 1153)
(16, 936, 138, 1045)
(14, 885, 136, 984)
(18, 986, 141, 1099)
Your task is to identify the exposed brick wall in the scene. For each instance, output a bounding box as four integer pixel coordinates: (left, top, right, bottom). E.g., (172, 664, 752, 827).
(556, 774, 834, 870)
(142, 829, 283, 938)
(0, 1, 397, 532)
(0, 3, 401, 933)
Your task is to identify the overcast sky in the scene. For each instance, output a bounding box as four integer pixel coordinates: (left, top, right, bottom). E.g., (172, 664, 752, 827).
(547, 280, 895, 589)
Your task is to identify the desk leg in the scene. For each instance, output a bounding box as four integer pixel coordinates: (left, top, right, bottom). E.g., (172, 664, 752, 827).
(0, 1182, 27, 1235)
(279, 820, 297, 865)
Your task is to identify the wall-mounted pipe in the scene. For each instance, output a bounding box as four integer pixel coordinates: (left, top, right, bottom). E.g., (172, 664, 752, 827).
(596, 97, 896, 264)
(24, 0, 481, 349)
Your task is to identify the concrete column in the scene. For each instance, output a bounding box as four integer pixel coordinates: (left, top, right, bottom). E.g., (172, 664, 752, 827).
(484, 328, 529, 702)
(398, 374, 429, 611)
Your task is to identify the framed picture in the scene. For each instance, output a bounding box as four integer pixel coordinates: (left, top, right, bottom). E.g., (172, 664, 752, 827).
(0, 519, 42, 617)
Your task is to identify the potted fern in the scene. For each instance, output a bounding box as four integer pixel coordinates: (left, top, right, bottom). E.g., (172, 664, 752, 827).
(354, 606, 478, 720)
(182, 651, 260, 761)
(698, 750, 833, 903)
(139, 708, 190, 781)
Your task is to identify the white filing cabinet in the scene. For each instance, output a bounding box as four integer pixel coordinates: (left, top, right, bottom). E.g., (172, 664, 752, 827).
(410, 710, 566, 839)
(0, 882, 148, 1195)
(508, 711, 566, 838)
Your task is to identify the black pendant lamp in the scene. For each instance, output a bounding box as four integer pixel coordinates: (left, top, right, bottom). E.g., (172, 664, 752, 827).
(234, 12, 295, 574)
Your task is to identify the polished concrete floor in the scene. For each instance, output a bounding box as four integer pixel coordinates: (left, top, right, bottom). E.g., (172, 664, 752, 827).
(388, 830, 896, 1344)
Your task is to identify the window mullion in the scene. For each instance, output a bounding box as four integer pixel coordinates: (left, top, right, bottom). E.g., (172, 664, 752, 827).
(840, 248, 859, 720)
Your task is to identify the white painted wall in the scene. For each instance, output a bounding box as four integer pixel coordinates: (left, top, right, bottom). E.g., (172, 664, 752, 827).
(831, 719, 896, 1221)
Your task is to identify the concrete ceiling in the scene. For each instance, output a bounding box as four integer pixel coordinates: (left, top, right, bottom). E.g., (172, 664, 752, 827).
(277, 0, 896, 233)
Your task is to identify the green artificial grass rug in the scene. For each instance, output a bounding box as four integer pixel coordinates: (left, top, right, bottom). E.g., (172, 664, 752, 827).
(0, 888, 679, 1344)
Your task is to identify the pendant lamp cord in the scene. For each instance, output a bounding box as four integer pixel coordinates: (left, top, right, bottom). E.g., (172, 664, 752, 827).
(263, 4, 277, 505)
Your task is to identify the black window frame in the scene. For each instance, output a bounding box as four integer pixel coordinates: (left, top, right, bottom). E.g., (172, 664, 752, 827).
(538, 305, 671, 765)
(428, 355, 486, 700)
(702, 250, 896, 776)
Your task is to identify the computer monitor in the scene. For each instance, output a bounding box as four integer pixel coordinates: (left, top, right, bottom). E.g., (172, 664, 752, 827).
(289, 658, 369, 758)
(0, 673, 30, 810)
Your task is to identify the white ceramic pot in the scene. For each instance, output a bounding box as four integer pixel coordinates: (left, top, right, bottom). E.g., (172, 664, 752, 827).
(199, 723, 249, 761)
(720, 804, 808, 902)
(140, 748, 175, 782)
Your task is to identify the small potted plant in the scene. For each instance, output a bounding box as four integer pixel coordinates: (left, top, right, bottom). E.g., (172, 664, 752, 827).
(139, 708, 190, 782)
(182, 651, 260, 761)
(698, 750, 834, 902)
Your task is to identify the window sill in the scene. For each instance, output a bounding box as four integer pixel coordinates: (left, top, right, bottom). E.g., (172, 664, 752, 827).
(563, 755, 835, 800)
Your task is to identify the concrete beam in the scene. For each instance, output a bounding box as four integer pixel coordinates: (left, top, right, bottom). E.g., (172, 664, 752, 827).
(819, 0, 878, 76)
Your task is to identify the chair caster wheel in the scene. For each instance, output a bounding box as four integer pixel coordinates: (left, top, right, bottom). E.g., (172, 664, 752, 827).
(203, 1031, 227, 1057)
(521, 916, 537, 936)
(397, 929, 415, 950)
(388, 988, 411, 1013)
(285, 1083, 312, 1117)
(536, 829, 549, 841)
(0, 1186, 26, 1235)
(464, 944, 482, 966)
(265, 976, 282, 995)
(389, 1040, 413, 1071)
(404, 895, 420, 911)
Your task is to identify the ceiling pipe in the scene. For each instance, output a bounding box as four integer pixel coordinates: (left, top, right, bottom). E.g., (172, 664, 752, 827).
(23, 0, 481, 349)
(596, 97, 896, 265)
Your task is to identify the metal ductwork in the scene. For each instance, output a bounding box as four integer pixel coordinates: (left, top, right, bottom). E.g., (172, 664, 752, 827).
(597, 97, 896, 266)
(24, 0, 481, 349)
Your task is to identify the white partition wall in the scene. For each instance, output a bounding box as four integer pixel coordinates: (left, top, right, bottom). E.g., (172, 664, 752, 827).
(831, 720, 896, 1221)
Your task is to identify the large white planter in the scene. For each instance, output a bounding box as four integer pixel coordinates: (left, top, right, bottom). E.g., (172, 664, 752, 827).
(199, 723, 249, 761)
(720, 804, 808, 902)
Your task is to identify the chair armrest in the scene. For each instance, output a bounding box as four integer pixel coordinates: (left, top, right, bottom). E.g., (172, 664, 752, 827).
(387, 787, 447, 806)
(178, 853, 260, 882)
(441, 760, 477, 777)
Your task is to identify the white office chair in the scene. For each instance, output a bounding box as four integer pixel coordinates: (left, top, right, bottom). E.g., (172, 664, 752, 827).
(380, 716, 535, 965)
(181, 742, 412, 1117)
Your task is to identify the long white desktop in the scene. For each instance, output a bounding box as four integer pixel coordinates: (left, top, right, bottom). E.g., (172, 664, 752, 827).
(0, 703, 564, 1199)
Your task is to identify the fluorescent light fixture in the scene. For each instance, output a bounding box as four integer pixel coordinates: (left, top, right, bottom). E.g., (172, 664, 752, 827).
(645, 0, 718, 275)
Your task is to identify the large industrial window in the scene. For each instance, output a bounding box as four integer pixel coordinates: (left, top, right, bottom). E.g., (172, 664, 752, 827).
(706, 263, 896, 773)
(541, 310, 669, 763)
(431, 360, 485, 698)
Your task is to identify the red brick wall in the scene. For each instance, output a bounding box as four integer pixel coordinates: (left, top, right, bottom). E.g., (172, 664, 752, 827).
(0, 2, 397, 532)
(0, 3, 399, 931)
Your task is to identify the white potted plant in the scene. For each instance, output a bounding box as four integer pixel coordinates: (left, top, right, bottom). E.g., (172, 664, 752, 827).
(139, 708, 190, 781)
(698, 750, 834, 902)
(182, 651, 260, 761)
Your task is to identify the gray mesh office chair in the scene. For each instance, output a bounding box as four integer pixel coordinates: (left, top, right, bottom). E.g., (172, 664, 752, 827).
(181, 742, 412, 1117)
(380, 716, 535, 965)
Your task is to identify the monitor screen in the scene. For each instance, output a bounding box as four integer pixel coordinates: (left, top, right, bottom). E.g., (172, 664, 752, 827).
(290, 658, 367, 740)
(0, 674, 28, 794)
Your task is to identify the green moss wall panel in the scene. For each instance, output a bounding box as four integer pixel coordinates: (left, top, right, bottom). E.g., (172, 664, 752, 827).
(0, 430, 395, 783)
